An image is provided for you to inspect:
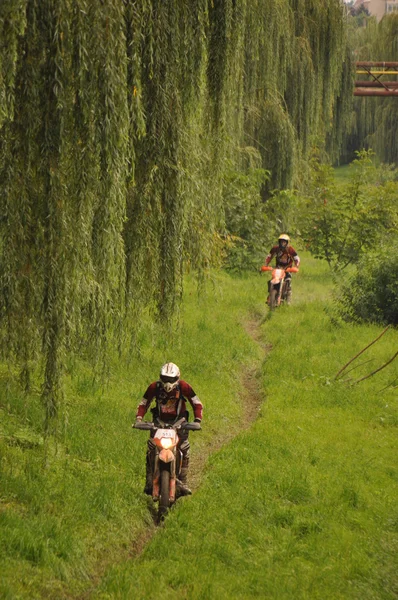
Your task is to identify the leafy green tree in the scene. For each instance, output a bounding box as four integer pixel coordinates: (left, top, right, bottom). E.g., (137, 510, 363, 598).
(301, 151, 397, 269)
(222, 156, 270, 271)
(337, 243, 398, 324)
(349, 3, 370, 26)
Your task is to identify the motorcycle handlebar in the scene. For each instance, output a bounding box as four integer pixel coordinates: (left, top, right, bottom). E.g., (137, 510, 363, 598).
(261, 266, 299, 273)
(133, 422, 155, 430)
(132, 420, 201, 431)
(184, 422, 202, 431)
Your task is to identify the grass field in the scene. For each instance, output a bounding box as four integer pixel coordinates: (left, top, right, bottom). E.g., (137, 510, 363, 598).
(0, 254, 397, 599)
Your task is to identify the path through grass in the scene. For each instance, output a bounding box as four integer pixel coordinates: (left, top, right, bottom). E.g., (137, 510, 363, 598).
(1, 255, 397, 599)
(95, 257, 398, 600)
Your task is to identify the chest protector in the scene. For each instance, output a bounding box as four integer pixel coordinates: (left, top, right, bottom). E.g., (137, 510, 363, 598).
(153, 381, 187, 422)
(276, 249, 292, 267)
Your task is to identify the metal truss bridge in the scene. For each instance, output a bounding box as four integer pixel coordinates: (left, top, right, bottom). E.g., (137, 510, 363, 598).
(355, 62, 398, 97)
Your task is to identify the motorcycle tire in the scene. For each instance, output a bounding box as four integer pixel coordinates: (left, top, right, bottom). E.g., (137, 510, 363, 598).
(269, 288, 278, 310)
(158, 468, 170, 520)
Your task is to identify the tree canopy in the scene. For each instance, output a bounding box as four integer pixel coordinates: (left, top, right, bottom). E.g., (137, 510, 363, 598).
(343, 13, 398, 164)
(0, 0, 353, 430)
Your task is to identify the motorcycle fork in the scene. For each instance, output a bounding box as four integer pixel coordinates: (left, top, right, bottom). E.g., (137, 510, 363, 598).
(276, 280, 284, 305)
(169, 452, 177, 502)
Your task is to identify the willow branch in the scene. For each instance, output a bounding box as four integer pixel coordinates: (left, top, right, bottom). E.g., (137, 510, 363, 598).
(335, 325, 391, 380)
(350, 350, 398, 386)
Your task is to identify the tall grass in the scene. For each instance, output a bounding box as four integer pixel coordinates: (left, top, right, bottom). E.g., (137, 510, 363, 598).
(97, 256, 398, 600)
(1, 255, 397, 598)
(0, 269, 261, 598)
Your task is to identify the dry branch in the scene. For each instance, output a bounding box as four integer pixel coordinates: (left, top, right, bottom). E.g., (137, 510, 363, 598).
(341, 358, 375, 377)
(378, 377, 398, 393)
(335, 325, 391, 380)
(350, 350, 398, 386)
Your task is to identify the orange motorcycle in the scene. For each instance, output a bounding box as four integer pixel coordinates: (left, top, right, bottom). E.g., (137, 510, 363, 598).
(261, 265, 299, 309)
(133, 417, 201, 520)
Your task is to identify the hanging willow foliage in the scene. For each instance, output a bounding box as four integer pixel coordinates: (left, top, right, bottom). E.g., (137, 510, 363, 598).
(216, 0, 354, 194)
(0, 0, 353, 433)
(344, 13, 398, 164)
(124, 0, 208, 327)
(0, 0, 28, 127)
(0, 0, 128, 431)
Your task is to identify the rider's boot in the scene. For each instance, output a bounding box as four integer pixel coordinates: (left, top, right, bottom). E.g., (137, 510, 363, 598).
(178, 456, 192, 496)
(144, 466, 153, 495)
(144, 448, 154, 495)
(285, 280, 292, 305)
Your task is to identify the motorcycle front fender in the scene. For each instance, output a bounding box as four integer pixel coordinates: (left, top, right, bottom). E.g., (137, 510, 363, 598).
(159, 448, 175, 463)
(159, 455, 177, 504)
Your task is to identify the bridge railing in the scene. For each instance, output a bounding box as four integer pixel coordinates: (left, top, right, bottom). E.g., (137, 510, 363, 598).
(354, 62, 398, 96)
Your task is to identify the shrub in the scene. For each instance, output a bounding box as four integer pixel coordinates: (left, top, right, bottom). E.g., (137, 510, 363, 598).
(222, 164, 270, 271)
(337, 244, 398, 324)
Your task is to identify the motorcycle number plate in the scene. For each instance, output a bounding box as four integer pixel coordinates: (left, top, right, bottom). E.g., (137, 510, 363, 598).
(155, 429, 176, 441)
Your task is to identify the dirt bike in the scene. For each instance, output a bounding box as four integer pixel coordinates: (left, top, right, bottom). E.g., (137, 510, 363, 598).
(133, 417, 201, 520)
(260, 265, 299, 309)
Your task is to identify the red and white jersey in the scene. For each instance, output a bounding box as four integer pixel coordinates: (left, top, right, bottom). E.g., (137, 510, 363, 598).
(265, 245, 300, 268)
(136, 380, 203, 422)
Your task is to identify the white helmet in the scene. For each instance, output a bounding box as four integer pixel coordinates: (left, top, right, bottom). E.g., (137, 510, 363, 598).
(278, 233, 290, 249)
(159, 362, 180, 392)
(278, 233, 290, 243)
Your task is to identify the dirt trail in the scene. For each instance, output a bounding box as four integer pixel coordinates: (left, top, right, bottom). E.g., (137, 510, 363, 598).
(129, 311, 270, 545)
(77, 310, 270, 598)
(189, 311, 271, 491)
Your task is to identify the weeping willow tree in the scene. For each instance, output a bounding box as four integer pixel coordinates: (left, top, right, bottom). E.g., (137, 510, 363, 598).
(123, 0, 245, 328)
(0, 1, 27, 127)
(124, 0, 210, 327)
(0, 1, 129, 431)
(0, 0, 353, 433)
(344, 13, 398, 164)
(214, 0, 353, 194)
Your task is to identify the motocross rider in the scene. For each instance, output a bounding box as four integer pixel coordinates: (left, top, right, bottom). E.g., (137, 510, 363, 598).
(135, 362, 203, 496)
(262, 234, 300, 304)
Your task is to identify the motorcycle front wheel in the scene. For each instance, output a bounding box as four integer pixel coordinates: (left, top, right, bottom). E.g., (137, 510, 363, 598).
(158, 468, 170, 520)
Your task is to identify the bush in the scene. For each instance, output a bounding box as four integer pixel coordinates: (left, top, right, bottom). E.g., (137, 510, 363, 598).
(301, 151, 398, 271)
(337, 244, 398, 324)
(222, 162, 302, 272)
(222, 164, 270, 271)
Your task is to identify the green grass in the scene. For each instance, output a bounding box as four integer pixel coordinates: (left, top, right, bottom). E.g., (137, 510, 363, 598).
(0, 254, 397, 599)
